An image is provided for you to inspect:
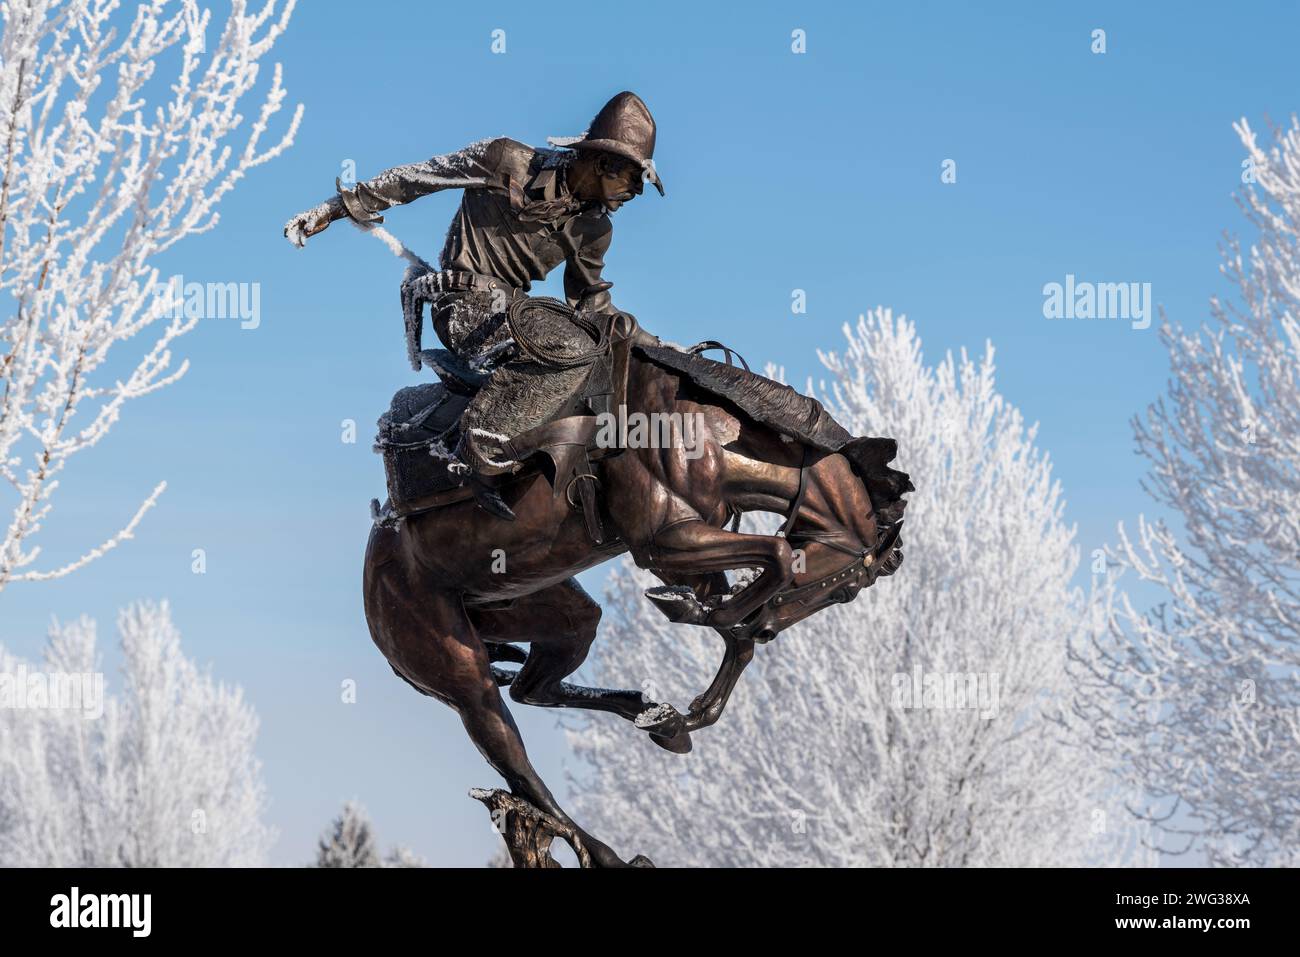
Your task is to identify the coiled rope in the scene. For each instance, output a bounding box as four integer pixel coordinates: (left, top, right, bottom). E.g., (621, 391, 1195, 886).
(505, 296, 609, 369)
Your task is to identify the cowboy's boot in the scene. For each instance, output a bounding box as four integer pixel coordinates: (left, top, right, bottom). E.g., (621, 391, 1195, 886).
(470, 474, 515, 522)
(454, 430, 518, 522)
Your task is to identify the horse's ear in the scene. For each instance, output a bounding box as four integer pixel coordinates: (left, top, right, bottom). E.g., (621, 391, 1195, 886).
(841, 436, 911, 526)
(841, 436, 898, 471)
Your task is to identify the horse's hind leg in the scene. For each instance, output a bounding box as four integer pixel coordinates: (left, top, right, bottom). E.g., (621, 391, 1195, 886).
(364, 551, 631, 866)
(470, 578, 657, 723)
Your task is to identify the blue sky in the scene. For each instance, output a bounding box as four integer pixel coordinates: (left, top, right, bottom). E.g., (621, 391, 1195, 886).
(2, 1, 1297, 865)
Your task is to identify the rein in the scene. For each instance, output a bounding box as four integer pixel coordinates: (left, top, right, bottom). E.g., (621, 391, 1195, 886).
(687, 339, 751, 372)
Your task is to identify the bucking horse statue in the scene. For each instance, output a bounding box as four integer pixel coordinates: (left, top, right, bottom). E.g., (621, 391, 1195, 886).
(361, 297, 911, 868)
(285, 92, 912, 867)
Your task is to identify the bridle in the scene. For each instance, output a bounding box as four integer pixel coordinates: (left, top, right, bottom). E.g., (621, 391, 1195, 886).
(760, 446, 902, 622)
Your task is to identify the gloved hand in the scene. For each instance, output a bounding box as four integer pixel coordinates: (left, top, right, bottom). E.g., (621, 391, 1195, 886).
(283, 195, 345, 248)
(576, 281, 614, 315)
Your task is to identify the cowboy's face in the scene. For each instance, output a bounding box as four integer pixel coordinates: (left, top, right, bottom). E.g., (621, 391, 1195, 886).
(578, 151, 642, 212)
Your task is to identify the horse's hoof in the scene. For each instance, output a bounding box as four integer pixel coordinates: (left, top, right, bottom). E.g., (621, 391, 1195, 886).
(650, 729, 693, 754)
(644, 585, 708, 625)
(628, 854, 656, 867)
(635, 702, 684, 734)
(635, 703, 693, 753)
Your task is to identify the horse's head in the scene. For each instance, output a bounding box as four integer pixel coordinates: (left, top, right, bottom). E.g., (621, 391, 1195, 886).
(733, 520, 904, 642)
(724, 435, 911, 643)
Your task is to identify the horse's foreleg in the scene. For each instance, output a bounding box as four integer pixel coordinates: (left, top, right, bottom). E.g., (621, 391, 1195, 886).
(639, 625, 757, 743)
(646, 519, 794, 631)
(684, 631, 756, 733)
(642, 569, 757, 740)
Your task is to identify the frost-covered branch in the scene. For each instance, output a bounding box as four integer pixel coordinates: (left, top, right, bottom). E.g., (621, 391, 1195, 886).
(1071, 116, 1300, 867)
(0, 0, 301, 592)
(0, 600, 274, 866)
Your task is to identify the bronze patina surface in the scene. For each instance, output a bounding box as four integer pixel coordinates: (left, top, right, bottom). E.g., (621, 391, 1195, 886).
(286, 93, 911, 867)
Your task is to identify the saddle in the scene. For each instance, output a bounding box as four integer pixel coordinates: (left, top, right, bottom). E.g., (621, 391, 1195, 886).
(372, 305, 644, 545)
(373, 304, 910, 543)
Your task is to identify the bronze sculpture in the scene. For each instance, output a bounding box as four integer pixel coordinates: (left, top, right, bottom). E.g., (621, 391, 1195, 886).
(286, 93, 911, 867)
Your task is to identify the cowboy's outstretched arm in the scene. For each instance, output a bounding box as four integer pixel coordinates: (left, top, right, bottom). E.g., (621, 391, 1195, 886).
(283, 138, 500, 248)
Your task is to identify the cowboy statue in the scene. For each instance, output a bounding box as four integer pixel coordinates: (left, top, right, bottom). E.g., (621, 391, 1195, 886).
(286, 89, 912, 868)
(284, 91, 663, 520)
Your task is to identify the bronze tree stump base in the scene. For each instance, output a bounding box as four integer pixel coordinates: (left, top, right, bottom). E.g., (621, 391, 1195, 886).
(471, 788, 654, 868)
(472, 788, 592, 868)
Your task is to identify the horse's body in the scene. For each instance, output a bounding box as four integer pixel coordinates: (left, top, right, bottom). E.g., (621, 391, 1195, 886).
(363, 344, 908, 866)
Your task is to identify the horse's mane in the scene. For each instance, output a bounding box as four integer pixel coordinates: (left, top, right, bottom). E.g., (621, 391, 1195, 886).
(634, 343, 850, 449)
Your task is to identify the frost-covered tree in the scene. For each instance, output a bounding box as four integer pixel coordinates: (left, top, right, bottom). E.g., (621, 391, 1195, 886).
(0, 600, 274, 866)
(315, 801, 379, 868)
(313, 801, 425, 868)
(567, 310, 1147, 867)
(1071, 116, 1300, 867)
(0, 0, 300, 592)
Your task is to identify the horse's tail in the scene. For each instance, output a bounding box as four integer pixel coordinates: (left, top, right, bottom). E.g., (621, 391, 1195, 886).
(839, 436, 912, 528)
